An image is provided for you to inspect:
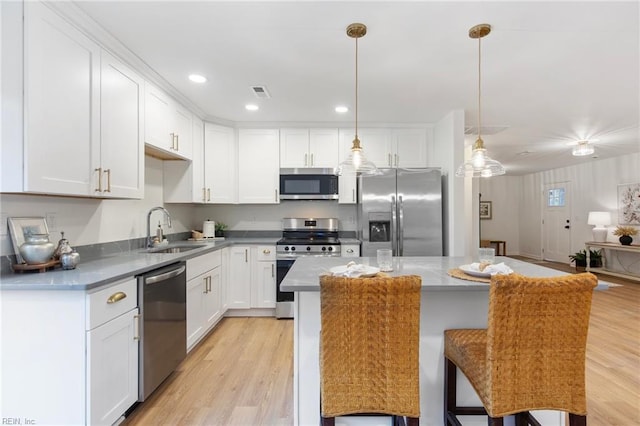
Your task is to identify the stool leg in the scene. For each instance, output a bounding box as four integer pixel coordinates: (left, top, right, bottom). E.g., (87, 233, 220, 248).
(568, 414, 586, 426)
(444, 357, 457, 425)
(488, 417, 504, 426)
(320, 416, 335, 426)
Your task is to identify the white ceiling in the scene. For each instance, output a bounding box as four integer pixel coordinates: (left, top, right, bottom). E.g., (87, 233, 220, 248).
(74, 1, 640, 175)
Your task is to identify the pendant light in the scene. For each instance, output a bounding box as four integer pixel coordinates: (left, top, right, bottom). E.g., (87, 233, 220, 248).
(456, 24, 506, 178)
(572, 140, 595, 156)
(335, 23, 380, 176)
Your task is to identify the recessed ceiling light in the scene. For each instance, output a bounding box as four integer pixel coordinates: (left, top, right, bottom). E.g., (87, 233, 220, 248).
(188, 74, 207, 83)
(245, 104, 259, 111)
(335, 106, 349, 113)
(517, 150, 534, 156)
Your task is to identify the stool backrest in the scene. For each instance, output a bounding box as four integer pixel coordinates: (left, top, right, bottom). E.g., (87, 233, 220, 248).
(319, 274, 422, 417)
(486, 272, 597, 416)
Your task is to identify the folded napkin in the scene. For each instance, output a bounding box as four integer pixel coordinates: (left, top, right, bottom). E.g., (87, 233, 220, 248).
(469, 262, 513, 276)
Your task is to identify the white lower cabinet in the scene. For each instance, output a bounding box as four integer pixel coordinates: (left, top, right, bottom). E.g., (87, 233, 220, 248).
(2, 278, 140, 424)
(186, 250, 224, 351)
(86, 278, 139, 426)
(228, 245, 276, 313)
(251, 246, 276, 308)
(87, 308, 139, 425)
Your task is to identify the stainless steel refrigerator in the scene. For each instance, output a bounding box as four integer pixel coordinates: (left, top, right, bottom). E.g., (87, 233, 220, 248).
(359, 168, 443, 256)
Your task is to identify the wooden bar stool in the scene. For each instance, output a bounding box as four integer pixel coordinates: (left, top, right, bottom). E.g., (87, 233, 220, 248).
(319, 274, 422, 426)
(444, 272, 597, 426)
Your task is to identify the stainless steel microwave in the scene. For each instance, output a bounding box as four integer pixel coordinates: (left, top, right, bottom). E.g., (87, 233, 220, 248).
(279, 168, 339, 200)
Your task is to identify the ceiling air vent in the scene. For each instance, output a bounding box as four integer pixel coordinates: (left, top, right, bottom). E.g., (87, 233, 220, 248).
(464, 125, 509, 135)
(251, 85, 271, 99)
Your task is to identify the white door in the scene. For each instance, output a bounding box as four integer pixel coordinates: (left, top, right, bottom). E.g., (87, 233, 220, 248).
(543, 182, 572, 263)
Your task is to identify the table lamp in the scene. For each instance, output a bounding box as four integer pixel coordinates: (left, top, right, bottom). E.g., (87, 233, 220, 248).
(587, 211, 611, 242)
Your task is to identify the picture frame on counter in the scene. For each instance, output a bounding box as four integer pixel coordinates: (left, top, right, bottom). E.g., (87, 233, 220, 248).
(479, 201, 492, 220)
(8, 217, 50, 264)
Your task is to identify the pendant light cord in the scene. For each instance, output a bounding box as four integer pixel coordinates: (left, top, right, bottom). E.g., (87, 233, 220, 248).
(355, 35, 359, 141)
(477, 35, 482, 142)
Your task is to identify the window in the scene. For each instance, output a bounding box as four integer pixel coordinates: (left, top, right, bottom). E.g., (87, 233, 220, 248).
(547, 188, 565, 207)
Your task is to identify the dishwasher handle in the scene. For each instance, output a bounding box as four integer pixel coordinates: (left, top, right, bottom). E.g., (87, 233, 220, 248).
(144, 264, 186, 285)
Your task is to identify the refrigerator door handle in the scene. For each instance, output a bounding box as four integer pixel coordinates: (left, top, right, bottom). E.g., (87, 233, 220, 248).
(391, 195, 398, 255)
(398, 195, 404, 256)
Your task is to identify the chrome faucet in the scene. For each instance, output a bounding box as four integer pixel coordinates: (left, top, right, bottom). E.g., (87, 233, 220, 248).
(147, 206, 172, 248)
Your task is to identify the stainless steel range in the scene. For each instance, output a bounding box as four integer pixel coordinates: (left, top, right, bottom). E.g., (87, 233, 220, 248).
(276, 218, 341, 318)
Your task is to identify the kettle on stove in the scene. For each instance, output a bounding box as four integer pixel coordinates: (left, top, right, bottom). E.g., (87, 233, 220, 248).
(203, 220, 216, 238)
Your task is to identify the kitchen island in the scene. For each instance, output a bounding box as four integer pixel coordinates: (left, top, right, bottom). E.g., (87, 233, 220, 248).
(281, 256, 607, 426)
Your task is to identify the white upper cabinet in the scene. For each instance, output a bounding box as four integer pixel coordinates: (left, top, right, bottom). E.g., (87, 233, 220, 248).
(392, 128, 429, 168)
(22, 1, 100, 196)
(339, 128, 429, 168)
(163, 116, 204, 203)
(3, 2, 142, 198)
(280, 128, 339, 168)
(98, 52, 144, 198)
(205, 123, 237, 204)
(238, 129, 280, 204)
(144, 82, 192, 160)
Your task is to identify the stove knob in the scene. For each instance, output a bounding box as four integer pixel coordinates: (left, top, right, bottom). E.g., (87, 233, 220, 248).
(328, 246, 333, 252)
(291, 246, 296, 251)
(321, 246, 327, 251)
(284, 246, 290, 251)
(306, 246, 311, 251)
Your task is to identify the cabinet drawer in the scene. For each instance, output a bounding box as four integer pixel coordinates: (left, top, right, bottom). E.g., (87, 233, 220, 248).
(86, 278, 137, 330)
(255, 245, 276, 261)
(187, 250, 222, 280)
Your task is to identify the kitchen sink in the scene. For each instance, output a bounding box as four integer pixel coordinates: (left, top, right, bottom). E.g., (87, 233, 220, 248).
(146, 244, 206, 254)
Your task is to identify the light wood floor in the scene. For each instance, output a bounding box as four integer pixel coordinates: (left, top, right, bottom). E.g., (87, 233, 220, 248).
(124, 259, 639, 426)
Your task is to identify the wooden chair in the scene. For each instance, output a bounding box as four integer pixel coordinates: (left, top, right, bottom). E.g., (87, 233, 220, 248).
(444, 272, 597, 426)
(319, 274, 422, 426)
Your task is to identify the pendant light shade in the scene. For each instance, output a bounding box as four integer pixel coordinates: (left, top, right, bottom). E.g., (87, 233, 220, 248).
(335, 23, 380, 176)
(456, 24, 505, 178)
(572, 140, 595, 156)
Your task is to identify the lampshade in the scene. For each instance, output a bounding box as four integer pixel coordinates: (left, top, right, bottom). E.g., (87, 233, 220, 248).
(572, 141, 595, 157)
(335, 23, 380, 177)
(587, 211, 611, 242)
(455, 23, 505, 179)
(587, 211, 611, 226)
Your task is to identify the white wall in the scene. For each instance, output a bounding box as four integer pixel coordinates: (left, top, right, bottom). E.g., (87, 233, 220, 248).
(480, 152, 640, 260)
(0, 157, 195, 255)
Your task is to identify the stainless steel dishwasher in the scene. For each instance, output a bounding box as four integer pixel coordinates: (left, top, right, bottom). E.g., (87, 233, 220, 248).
(137, 261, 187, 401)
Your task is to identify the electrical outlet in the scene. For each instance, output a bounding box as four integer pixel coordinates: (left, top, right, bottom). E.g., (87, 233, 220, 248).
(0, 212, 7, 236)
(45, 212, 57, 232)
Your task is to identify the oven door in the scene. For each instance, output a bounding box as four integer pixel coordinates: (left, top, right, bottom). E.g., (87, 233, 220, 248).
(275, 258, 295, 318)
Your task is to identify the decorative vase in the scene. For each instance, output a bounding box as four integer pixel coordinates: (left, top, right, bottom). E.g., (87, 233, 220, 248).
(619, 235, 633, 245)
(60, 250, 80, 270)
(19, 234, 55, 264)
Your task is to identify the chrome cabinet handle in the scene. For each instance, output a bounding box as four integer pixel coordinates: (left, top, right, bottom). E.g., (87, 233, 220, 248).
(95, 167, 102, 192)
(388, 153, 392, 167)
(203, 188, 207, 202)
(271, 264, 274, 277)
(104, 169, 111, 193)
(175, 134, 179, 151)
(107, 291, 126, 304)
(207, 188, 211, 202)
(310, 153, 314, 166)
(304, 153, 308, 166)
(275, 189, 278, 202)
(245, 249, 248, 263)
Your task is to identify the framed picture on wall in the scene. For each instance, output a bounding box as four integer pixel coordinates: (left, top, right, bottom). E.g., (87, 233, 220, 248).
(479, 201, 492, 220)
(618, 183, 640, 225)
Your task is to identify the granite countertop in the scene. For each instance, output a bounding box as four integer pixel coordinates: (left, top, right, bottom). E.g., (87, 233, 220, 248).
(0, 237, 281, 292)
(280, 256, 611, 292)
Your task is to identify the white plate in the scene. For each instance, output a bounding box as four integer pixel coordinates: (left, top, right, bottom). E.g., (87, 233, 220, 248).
(458, 264, 491, 278)
(330, 265, 380, 277)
